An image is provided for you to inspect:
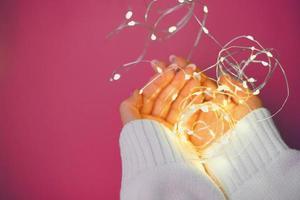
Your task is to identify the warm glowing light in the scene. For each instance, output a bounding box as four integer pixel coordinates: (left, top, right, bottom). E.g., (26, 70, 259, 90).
(185, 74, 191, 80)
(172, 93, 178, 101)
(250, 54, 256, 60)
(110, 0, 290, 159)
(202, 27, 209, 34)
(261, 61, 269, 66)
(248, 77, 256, 83)
(242, 81, 248, 89)
(151, 33, 157, 40)
(113, 73, 121, 80)
(200, 105, 209, 112)
(125, 11, 133, 20)
(127, 21, 136, 26)
(266, 51, 273, 57)
(193, 72, 201, 80)
(156, 66, 163, 73)
(246, 35, 254, 40)
(203, 5, 208, 14)
(168, 26, 177, 33)
(253, 89, 260, 95)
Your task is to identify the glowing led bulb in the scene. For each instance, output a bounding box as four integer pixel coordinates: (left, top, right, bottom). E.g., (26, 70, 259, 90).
(261, 61, 269, 66)
(171, 93, 178, 101)
(253, 89, 260, 95)
(202, 27, 209, 34)
(250, 46, 255, 51)
(266, 52, 273, 57)
(156, 66, 163, 73)
(242, 81, 248, 89)
(113, 73, 121, 80)
(168, 26, 177, 33)
(193, 72, 201, 80)
(193, 91, 202, 96)
(217, 85, 231, 92)
(220, 57, 225, 62)
(248, 77, 257, 83)
(235, 86, 242, 91)
(185, 74, 191, 80)
(203, 5, 208, 13)
(224, 114, 230, 121)
(151, 33, 157, 40)
(139, 89, 143, 94)
(125, 10, 133, 20)
(127, 20, 136, 26)
(250, 54, 256, 60)
(208, 130, 215, 137)
(200, 105, 209, 112)
(246, 35, 254, 40)
(178, 0, 185, 3)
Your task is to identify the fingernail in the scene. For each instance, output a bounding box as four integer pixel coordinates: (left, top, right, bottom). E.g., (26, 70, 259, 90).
(186, 63, 197, 70)
(169, 54, 176, 63)
(150, 59, 159, 67)
(169, 63, 179, 70)
(193, 72, 201, 80)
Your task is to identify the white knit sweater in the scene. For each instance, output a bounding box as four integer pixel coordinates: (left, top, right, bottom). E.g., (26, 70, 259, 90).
(119, 108, 300, 200)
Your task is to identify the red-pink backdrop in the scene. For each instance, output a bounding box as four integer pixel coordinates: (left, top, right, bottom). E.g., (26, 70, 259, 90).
(0, 0, 299, 199)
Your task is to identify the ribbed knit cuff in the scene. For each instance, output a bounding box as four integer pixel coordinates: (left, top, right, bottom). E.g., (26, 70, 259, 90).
(119, 119, 200, 179)
(203, 108, 289, 195)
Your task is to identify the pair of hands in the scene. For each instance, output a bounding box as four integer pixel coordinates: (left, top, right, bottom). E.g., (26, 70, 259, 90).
(120, 55, 262, 149)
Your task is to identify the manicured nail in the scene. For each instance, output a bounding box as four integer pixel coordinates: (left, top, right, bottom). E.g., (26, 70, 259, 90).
(151, 60, 164, 73)
(150, 59, 159, 67)
(169, 54, 176, 63)
(193, 72, 201, 80)
(186, 63, 197, 70)
(169, 63, 179, 70)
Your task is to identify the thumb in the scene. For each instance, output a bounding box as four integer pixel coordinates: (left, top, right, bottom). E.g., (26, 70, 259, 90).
(120, 90, 143, 125)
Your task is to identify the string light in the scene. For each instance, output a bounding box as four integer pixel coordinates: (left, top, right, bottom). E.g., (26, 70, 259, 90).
(127, 20, 136, 26)
(125, 10, 133, 20)
(108, 0, 290, 160)
(168, 26, 177, 33)
(150, 33, 157, 41)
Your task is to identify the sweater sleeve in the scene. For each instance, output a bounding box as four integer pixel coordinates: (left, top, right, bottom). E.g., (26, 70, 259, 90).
(119, 119, 225, 200)
(203, 108, 300, 200)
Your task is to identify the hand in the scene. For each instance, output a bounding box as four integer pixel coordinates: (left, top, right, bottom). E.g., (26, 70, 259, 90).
(120, 56, 263, 150)
(186, 74, 263, 149)
(120, 55, 203, 129)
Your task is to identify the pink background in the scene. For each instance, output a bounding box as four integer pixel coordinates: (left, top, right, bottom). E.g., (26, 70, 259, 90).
(0, 0, 299, 199)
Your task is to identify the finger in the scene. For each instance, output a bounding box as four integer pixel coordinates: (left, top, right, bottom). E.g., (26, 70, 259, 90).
(170, 55, 208, 81)
(166, 78, 203, 124)
(202, 78, 218, 101)
(189, 109, 221, 149)
(152, 63, 196, 119)
(169, 55, 189, 68)
(218, 74, 253, 103)
(166, 60, 212, 125)
(141, 67, 176, 115)
(150, 59, 167, 74)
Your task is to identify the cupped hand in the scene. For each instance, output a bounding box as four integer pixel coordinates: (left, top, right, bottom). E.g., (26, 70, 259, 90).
(120, 55, 205, 129)
(120, 55, 263, 150)
(187, 74, 263, 149)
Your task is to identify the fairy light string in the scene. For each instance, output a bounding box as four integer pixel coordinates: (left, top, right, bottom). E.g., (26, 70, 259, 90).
(108, 0, 289, 160)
